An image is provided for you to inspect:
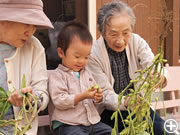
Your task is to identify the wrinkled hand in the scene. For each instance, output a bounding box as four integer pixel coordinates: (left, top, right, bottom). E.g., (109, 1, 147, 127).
(124, 95, 141, 110)
(8, 86, 33, 107)
(155, 76, 167, 88)
(150, 73, 167, 88)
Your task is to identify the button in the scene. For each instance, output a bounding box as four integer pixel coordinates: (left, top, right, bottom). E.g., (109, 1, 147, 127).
(5, 60, 8, 63)
(8, 80, 12, 84)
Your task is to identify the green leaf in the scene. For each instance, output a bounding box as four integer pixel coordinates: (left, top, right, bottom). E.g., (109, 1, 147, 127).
(3, 102, 11, 117)
(0, 102, 4, 110)
(111, 128, 116, 135)
(120, 127, 129, 135)
(111, 111, 117, 120)
(0, 87, 7, 97)
(0, 99, 11, 119)
(6, 90, 13, 97)
(0, 87, 4, 91)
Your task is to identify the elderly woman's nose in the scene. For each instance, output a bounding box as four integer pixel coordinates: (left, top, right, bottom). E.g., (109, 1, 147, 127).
(115, 37, 124, 44)
(24, 25, 36, 36)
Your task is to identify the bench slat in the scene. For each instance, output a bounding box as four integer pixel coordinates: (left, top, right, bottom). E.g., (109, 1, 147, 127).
(152, 99, 180, 110)
(38, 115, 50, 127)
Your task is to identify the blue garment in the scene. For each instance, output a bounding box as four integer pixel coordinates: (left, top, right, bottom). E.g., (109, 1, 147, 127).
(74, 72, 80, 79)
(0, 44, 16, 91)
(54, 122, 112, 135)
(0, 43, 16, 135)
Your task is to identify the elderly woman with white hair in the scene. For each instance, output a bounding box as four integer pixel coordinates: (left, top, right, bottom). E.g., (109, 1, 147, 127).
(88, 1, 170, 135)
(0, 0, 53, 134)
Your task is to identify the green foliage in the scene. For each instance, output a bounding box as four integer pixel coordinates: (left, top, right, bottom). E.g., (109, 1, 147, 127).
(0, 74, 42, 135)
(111, 33, 167, 135)
(0, 87, 11, 120)
(137, 131, 150, 135)
(88, 84, 100, 92)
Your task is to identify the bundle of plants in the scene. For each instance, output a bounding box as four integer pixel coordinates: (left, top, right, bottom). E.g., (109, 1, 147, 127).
(111, 0, 173, 133)
(0, 75, 42, 135)
(111, 35, 167, 135)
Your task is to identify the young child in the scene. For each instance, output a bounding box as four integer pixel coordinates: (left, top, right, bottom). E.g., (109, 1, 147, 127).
(48, 21, 112, 135)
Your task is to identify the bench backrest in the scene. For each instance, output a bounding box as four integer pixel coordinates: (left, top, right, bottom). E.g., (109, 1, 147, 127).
(38, 70, 53, 127)
(151, 65, 180, 120)
(38, 115, 50, 127)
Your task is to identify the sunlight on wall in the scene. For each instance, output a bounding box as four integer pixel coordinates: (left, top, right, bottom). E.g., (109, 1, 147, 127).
(88, 0, 96, 41)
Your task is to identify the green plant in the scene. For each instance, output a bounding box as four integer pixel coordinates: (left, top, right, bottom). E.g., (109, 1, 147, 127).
(111, 44, 166, 135)
(111, 0, 173, 134)
(0, 74, 42, 135)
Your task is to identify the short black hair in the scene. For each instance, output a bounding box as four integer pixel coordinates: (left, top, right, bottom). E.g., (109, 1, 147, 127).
(57, 21, 93, 54)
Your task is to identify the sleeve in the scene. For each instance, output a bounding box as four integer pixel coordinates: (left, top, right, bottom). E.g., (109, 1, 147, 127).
(136, 35, 154, 69)
(135, 34, 168, 88)
(48, 71, 75, 110)
(88, 56, 126, 112)
(30, 37, 49, 111)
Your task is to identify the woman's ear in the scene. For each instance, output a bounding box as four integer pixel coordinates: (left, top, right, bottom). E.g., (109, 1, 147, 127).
(57, 48, 64, 58)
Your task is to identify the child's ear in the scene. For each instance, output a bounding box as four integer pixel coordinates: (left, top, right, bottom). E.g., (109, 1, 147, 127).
(57, 48, 64, 58)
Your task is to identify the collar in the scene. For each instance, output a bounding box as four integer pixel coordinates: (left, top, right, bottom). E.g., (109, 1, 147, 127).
(57, 64, 86, 73)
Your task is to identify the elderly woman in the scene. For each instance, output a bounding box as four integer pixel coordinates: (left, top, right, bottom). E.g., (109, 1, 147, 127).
(0, 0, 53, 135)
(88, 1, 169, 135)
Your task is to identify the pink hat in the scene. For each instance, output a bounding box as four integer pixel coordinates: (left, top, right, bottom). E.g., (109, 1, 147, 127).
(0, 0, 53, 29)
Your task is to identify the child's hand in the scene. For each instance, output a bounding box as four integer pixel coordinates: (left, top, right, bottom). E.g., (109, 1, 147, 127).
(88, 84, 103, 103)
(94, 88, 103, 103)
(85, 87, 97, 99)
(8, 86, 33, 107)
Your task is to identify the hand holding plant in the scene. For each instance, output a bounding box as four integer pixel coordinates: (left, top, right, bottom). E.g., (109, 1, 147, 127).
(8, 86, 33, 107)
(0, 74, 42, 135)
(88, 84, 103, 103)
(111, 35, 167, 135)
(94, 88, 103, 103)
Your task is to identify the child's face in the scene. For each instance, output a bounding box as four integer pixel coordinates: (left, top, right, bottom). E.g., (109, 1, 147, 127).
(57, 37, 92, 72)
(0, 21, 36, 48)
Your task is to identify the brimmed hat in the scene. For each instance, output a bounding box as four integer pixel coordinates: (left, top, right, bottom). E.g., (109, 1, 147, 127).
(0, 0, 53, 29)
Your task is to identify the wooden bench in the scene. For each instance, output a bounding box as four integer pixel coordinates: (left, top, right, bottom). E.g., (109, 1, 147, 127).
(38, 114, 50, 127)
(151, 64, 180, 121)
(38, 114, 55, 135)
(38, 70, 52, 127)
